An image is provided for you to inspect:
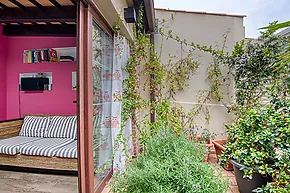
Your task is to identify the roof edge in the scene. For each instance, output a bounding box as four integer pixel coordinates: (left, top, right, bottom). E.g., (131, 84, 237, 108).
(155, 8, 246, 18)
(144, 0, 156, 33)
(277, 26, 290, 37)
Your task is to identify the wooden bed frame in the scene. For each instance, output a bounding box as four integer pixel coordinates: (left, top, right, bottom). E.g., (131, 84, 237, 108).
(0, 116, 78, 171)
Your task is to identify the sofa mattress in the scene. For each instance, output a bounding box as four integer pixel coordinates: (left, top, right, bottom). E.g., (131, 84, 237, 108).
(0, 136, 41, 155)
(19, 138, 75, 157)
(55, 140, 77, 158)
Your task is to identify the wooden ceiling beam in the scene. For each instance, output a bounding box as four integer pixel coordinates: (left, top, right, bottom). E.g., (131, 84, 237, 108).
(0, 2, 10, 9)
(2, 23, 76, 36)
(0, 6, 76, 23)
(70, 0, 77, 6)
(28, 0, 44, 10)
(8, 0, 26, 9)
(48, 0, 62, 7)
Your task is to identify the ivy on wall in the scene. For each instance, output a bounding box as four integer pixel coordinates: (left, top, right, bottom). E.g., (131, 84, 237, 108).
(115, 8, 290, 164)
(117, 10, 234, 154)
(110, 8, 290, 192)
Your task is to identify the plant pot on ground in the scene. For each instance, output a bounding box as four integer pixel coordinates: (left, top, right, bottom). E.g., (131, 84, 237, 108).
(212, 139, 233, 171)
(195, 128, 215, 148)
(230, 160, 267, 193)
(194, 135, 211, 144)
(194, 134, 214, 162)
(191, 136, 210, 162)
(221, 104, 290, 193)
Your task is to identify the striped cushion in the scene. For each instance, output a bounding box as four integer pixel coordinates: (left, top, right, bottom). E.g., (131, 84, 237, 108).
(55, 140, 77, 158)
(0, 136, 41, 155)
(19, 116, 50, 137)
(45, 116, 77, 139)
(19, 138, 75, 157)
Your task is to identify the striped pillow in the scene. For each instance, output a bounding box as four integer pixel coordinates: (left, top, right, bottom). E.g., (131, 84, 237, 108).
(45, 116, 77, 139)
(19, 116, 50, 137)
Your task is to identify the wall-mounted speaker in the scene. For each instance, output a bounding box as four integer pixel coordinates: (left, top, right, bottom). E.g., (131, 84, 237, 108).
(124, 7, 137, 23)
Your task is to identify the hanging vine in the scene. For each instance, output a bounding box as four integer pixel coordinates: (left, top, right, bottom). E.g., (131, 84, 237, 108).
(117, 8, 234, 157)
(111, 10, 290, 192)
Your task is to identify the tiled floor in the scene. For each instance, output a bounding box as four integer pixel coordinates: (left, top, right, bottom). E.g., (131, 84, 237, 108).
(0, 170, 78, 193)
(0, 154, 239, 193)
(208, 152, 240, 193)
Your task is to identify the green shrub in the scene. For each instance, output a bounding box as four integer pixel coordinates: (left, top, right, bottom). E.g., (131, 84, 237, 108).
(220, 104, 290, 179)
(253, 170, 290, 193)
(110, 134, 228, 193)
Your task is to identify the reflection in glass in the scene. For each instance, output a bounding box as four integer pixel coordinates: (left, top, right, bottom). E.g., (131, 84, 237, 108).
(92, 21, 113, 187)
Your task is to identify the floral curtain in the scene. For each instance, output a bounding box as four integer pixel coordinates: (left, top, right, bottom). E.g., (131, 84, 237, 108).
(112, 34, 132, 172)
(92, 23, 114, 176)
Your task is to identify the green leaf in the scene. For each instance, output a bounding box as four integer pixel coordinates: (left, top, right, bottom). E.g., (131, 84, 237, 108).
(259, 20, 290, 30)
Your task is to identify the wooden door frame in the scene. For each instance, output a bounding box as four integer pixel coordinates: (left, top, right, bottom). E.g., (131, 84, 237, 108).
(87, 2, 113, 37)
(88, 4, 114, 192)
(77, 1, 113, 193)
(77, 1, 94, 193)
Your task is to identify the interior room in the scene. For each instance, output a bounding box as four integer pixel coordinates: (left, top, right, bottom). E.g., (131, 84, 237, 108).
(0, 1, 78, 192)
(0, 0, 131, 192)
(0, 25, 77, 121)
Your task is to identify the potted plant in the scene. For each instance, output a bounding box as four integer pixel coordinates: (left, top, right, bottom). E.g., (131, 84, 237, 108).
(200, 128, 216, 145)
(220, 104, 290, 193)
(185, 127, 215, 162)
(196, 128, 216, 162)
(212, 137, 233, 171)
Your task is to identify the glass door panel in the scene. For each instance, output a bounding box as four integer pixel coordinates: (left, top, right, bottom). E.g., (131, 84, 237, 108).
(92, 21, 114, 187)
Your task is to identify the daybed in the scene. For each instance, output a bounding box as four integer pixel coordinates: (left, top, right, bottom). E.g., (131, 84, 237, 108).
(0, 115, 78, 171)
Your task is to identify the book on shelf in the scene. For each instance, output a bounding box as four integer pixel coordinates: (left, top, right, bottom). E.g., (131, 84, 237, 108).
(49, 49, 58, 62)
(23, 48, 58, 64)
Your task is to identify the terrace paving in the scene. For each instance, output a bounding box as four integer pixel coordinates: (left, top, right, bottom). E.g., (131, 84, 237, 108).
(0, 153, 238, 193)
(0, 170, 78, 193)
(208, 152, 240, 193)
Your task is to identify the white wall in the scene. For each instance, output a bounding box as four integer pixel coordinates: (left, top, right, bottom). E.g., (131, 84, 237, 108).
(154, 9, 245, 137)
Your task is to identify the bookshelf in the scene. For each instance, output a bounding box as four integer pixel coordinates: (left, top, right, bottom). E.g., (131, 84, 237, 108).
(23, 47, 76, 64)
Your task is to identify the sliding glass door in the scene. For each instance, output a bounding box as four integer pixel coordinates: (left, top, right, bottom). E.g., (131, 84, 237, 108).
(77, 2, 114, 192)
(92, 21, 114, 188)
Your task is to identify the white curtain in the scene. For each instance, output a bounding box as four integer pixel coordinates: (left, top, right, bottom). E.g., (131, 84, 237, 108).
(92, 25, 114, 172)
(111, 34, 133, 172)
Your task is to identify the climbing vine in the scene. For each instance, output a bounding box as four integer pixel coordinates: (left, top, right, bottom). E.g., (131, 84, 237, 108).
(118, 7, 289, 161)
(118, 9, 233, 156)
(111, 9, 290, 192)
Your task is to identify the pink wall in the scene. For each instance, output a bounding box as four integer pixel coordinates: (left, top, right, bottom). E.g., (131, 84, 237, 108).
(6, 36, 76, 119)
(0, 25, 7, 121)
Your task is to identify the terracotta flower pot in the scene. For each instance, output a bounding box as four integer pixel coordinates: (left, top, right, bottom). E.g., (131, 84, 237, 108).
(194, 136, 213, 162)
(212, 139, 233, 171)
(194, 135, 201, 142)
(194, 136, 212, 145)
(188, 135, 192, 141)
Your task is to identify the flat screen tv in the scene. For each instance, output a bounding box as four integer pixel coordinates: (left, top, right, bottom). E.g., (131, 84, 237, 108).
(20, 77, 49, 91)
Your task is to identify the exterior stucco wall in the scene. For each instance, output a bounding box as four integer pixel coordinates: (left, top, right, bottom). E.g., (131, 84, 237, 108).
(154, 10, 245, 137)
(92, 0, 134, 40)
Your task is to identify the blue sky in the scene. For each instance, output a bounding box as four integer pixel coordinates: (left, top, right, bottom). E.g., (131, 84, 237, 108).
(154, 0, 290, 38)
